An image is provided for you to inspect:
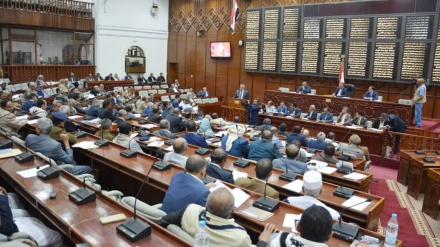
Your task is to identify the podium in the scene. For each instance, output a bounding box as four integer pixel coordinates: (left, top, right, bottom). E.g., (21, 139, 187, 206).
(221, 98, 248, 123)
(226, 98, 246, 109)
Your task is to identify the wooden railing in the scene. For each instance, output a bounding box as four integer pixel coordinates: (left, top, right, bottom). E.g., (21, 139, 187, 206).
(390, 131, 440, 151)
(0, 0, 93, 18)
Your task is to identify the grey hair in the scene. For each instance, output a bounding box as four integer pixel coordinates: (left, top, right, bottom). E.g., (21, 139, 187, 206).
(101, 118, 112, 130)
(159, 119, 170, 129)
(52, 100, 62, 106)
(29, 82, 36, 87)
(118, 109, 127, 117)
(59, 105, 70, 114)
(37, 118, 53, 134)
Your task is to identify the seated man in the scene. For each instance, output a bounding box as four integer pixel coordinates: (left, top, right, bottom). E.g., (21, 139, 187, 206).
(159, 188, 275, 247)
(163, 138, 188, 167)
(333, 83, 347, 97)
(296, 81, 311, 94)
(221, 124, 249, 159)
(59, 105, 79, 133)
(29, 99, 48, 118)
(277, 101, 288, 116)
(267, 205, 333, 247)
(336, 106, 352, 125)
(166, 108, 183, 133)
(312, 143, 339, 164)
(339, 134, 365, 159)
(286, 126, 308, 147)
(86, 99, 100, 117)
(49, 111, 77, 145)
(22, 93, 38, 112)
(264, 127, 285, 150)
(180, 120, 209, 148)
(289, 102, 301, 118)
(97, 99, 118, 121)
(161, 155, 214, 214)
(112, 122, 144, 154)
(325, 132, 336, 144)
(210, 113, 226, 126)
(308, 132, 327, 150)
(153, 119, 176, 139)
(0, 100, 27, 134)
(372, 113, 389, 129)
(304, 105, 317, 120)
(318, 107, 334, 123)
(264, 101, 276, 114)
(363, 86, 378, 101)
(26, 118, 91, 175)
(236, 158, 279, 199)
(113, 109, 129, 126)
(95, 118, 115, 141)
(272, 144, 307, 175)
(352, 110, 367, 126)
(147, 106, 162, 123)
(257, 118, 273, 131)
(249, 129, 283, 161)
(291, 140, 308, 162)
(206, 148, 234, 184)
(285, 171, 340, 220)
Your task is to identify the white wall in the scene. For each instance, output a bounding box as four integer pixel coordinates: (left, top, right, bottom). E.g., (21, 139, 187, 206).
(93, 0, 169, 79)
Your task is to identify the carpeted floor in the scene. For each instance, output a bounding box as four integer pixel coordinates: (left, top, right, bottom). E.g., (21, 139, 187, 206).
(369, 165, 440, 247)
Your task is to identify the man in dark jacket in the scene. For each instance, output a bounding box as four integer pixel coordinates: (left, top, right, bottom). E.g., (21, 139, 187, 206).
(206, 148, 234, 184)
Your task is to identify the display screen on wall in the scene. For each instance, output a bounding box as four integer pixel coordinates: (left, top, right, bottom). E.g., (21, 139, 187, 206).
(210, 42, 231, 59)
(243, 5, 440, 84)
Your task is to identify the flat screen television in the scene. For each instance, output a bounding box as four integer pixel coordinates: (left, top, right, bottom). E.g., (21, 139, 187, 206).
(210, 41, 231, 59)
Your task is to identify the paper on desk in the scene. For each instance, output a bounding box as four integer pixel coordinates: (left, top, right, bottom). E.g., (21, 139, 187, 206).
(342, 196, 371, 211)
(16, 115, 28, 120)
(72, 141, 99, 149)
(343, 172, 367, 180)
(232, 170, 248, 181)
(130, 133, 139, 139)
(147, 137, 162, 142)
(165, 146, 174, 151)
(307, 160, 328, 170)
(17, 165, 49, 178)
(300, 148, 314, 158)
(209, 180, 231, 192)
(27, 119, 38, 125)
(346, 125, 358, 129)
(0, 149, 22, 159)
(369, 128, 383, 132)
(141, 124, 157, 129)
(147, 141, 164, 147)
(83, 118, 100, 123)
(215, 131, 227, 137)
(283, 213, 302, 231)
(68, 115, 82, 119)
(133, 114, 141, 118)
(282, 180, 303, 193)
(318, 166, 337, 174)
(231, 188, 250, 208)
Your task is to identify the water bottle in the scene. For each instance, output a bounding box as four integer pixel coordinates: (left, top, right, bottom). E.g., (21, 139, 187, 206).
(384, 213, 399, 247)
(194, 220, 209, 247)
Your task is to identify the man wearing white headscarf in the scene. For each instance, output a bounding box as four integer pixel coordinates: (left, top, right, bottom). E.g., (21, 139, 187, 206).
(221, 124, 249, 158)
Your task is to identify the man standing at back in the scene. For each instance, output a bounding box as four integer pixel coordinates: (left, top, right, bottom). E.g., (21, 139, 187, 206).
(412, 78, 426, 127)
(233, 84, 249, 99)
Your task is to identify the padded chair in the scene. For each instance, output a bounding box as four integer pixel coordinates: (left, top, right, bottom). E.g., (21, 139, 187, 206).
(344, 84, 355, 98)
(310, 89, 317, 95)
(102, 190, 124, 201)
(152, 85, 160, 89)
(158, 89, 166, 94)
(149, 89, 158, 94)
(139, 91, 149, 98)
(170, 95, 176, 100)
(161, 96, 170, 102)
(376, 96, 383, 102)
(121, 196, 166, 222)
(167, 224, 195, 245)
(114, 86, 123, 92)
(180, 94, 188, 99)
(143, 85, 151, 89)
(160, 84, 169, 88)
(366, 120, 373, 128)
(134, 86, 143, 90)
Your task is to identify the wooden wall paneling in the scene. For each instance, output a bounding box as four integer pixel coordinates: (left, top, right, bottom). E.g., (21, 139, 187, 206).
(195, 32, 206, 92)
(185, 33, 196, 90)
(176, 33, 187, 88)
(252, 73, 267, 101)
(215, 76, 228, 104)
(226, 77, 239, 100)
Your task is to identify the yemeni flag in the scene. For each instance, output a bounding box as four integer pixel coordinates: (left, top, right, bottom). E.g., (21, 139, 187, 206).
(339, 56, 345, 84)
(230, 0, 239, 33)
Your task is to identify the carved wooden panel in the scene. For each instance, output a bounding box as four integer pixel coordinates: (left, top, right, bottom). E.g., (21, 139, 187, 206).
(221, 106, 247, 124)
(397, 154, 411, 185)
(407, 160, 424, 199)
(390, 131, 440, 151)
(422, 169, 440, 219)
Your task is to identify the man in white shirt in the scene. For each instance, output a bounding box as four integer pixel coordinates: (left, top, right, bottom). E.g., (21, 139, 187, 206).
(163, 138, 188, 167)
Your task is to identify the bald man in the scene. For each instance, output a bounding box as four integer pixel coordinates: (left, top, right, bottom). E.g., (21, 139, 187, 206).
(206, 148, 234, 184)
(163, 138, 188, 167)
(272, 144, 307, 175)
(159, 188, 276, 247)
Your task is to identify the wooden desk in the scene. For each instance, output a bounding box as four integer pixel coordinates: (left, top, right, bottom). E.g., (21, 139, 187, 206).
(264, 90, 413, 125)
(0, 151, 190, 246)
(422, 168, 440, 219)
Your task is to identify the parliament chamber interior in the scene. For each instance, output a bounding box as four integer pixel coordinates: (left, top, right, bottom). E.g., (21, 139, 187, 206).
(1, 0, 440, 246)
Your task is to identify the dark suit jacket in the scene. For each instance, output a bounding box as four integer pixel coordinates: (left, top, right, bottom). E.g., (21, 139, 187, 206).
(388, 114, 406, 133)
(221, 135, 249, 158)
(286, 133, 308, 147)
(157, 76, 165, 83)
(289, 108, 301, 118)
(137, 76, 147, 84)
(308, 140, 327, 150)
(0, 195, 19, 236)
(233, 90, 249, 99)
(248, 140, 283, 161)
(352, 116, 367, 126)
(166, 114, 183, 133)
(147, 113, 162, 123)
(90, 88, 100, 96)
(296, 85, 311, 94)
(334, 87, 348, 97)
(161, 171, 210, 214)
(206, 164, 234, 184)
(97, 108, 117, 121)
(180, 132, 209, 148)
(148, 76, 157, 83)
(319, 112, 334, 123)
(304, 111, 317, 120)
(104, 76, 115, 81)
(372, 119, 389, 129)
(363, 91, 378, 100)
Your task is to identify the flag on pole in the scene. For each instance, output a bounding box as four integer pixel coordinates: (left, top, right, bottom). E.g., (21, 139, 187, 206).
(230, 0, 239, 33)
(339, 56, 345, 84)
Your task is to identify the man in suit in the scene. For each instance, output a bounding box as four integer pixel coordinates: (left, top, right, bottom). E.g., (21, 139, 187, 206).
(272, 144, 307, 175)
(0, 100, 27, 134)
(257, 118, 273, 131)
(312, 143, 339, 164)
(289, 102, 301, 118)
(26, 118, 91, 175)
(156, 72, 165, 83)
(147, 73, 157, 84)
(352, 110, 367, 126)
(137, 74, 147, 84)
(318, 107, 334, 123)
(35, 81, 48, 98)
(153, 119, 176, 139)
(163, 138, 188, 167)
(233, 84, 249, 99)
(113, 109, 129, 126)
(22, 93, 38, 112)
(308, 132, 327, 151)
(113, 122, 144, 153)
(221, 123, 249, 159)
(382, 113, 406, 154)
(235, 158, 279, 199)
(372, 113, 389, 129)
(97, 99, 118, 121)
(169, 83, 180, 93)
(304, 105, 317, 120)
(166, 108, 183, 133)
(94, 118, 115, 141)
(161, 155, 214, 213)
(180, 120, 210, 148)
(206, 148, 234, 184)
(285, 171, 340, 220)
(146, 106, 162, 123)
(339, 134, 365, 159)
(333, 83, 347, 97)
(277, 101, 289, 116)
(296, 81, 311, 94)
(196, 87, 209, 97)
(68, 72, 78, 88)
(248, 129, 283, 161)
(363, 86, 378, 101)
(104, 73, 115, 81)
(124, 73, 133, 80)
(336, 106, 352, 125)
(286, 126, 309, 147)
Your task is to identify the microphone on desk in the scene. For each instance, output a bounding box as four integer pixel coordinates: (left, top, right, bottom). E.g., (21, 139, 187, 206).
(423, 152, 436, 163)
(15, 140, 35, 163)
(117, 153, 156, 242)
(252, 175, 279, 212)
(278, 157, 297, 182)
(0, 125, 16, 150)
(336, 159, 354, 174)
(37, 156, 60, 180)
(68, 176, 97, 205)
(94, 129, 109, 147)
(333, 176, 354, 199)
(120, 133, 139, 158)
(233, 124, 250, 168)
(332, 198, 372, 242)
(394, 91, 403, 103)
(164, 132, 175, 146)
(152, 148, 171, 171)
